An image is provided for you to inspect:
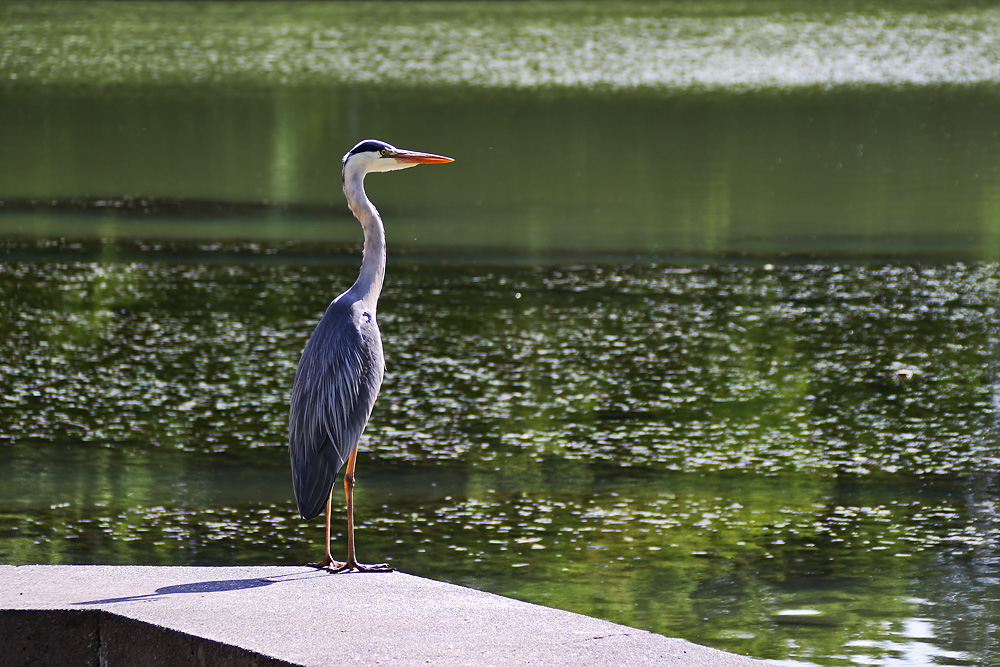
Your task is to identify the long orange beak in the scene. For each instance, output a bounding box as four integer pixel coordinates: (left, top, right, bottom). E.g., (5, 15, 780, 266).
(392, 149, 454, 164)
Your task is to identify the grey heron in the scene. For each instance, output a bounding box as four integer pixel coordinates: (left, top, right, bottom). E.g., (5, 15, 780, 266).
(289, 139, 453, 572)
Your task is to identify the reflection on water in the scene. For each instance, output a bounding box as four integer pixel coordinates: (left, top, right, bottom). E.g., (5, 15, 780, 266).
(2, 86, 999, 260)
(3, 3, 1000, 260)
(0, 241, 997, 666)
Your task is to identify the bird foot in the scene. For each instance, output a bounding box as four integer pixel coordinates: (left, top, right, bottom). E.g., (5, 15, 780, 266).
(330, 561, 395, 574)
(306, 558, 346, 571)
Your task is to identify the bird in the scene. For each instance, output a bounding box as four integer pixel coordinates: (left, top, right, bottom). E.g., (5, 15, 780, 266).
(289, 139, 453, 572)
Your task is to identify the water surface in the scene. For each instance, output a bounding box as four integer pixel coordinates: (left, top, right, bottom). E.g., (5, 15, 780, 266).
(3, 86, 999, 260)
(3, 1, 1000, 89)
(1, 245, 997, 666)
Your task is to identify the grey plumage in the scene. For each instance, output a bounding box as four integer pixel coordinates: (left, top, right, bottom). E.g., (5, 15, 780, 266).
(289, 298, 383, 520)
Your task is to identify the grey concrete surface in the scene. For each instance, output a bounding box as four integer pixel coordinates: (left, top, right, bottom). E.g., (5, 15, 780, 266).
(0, 565, 778, 666)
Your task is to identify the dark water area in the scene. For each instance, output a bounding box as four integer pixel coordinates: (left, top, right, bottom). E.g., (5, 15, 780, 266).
(1, 239, 998, 665)
(2, 83, 1000, 260)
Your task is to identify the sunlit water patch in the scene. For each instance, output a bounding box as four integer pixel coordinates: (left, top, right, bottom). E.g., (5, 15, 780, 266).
(1, 242, 999, 665)
(3, 251, 993, 477)
(2, 2, 999, 91)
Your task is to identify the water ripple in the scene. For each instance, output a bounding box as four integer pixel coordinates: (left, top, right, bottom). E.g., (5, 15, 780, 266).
(2, 4, 999, 90)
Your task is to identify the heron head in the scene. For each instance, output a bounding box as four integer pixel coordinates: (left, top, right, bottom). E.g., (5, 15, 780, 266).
(342, 139, 453, 176)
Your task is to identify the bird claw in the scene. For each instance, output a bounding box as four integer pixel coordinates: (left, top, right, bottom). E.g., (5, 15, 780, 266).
(306, 559, 346, 571)
(331, 561, 395, 574)
(305, 558, 393, 574)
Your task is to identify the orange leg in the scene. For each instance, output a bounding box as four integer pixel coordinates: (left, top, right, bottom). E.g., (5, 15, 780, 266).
(345, 444, 359, 567)
(309, 487, 344, 570)
(333, 443, 392, 573)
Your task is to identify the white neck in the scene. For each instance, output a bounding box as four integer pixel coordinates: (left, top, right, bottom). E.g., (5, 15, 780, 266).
(341, 167, 386, 312)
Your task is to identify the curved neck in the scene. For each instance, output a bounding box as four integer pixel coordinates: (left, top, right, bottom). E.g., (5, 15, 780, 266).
(342, 169, 386, 311)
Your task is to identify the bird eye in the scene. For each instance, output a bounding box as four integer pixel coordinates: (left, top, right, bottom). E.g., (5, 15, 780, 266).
(379, 149, 388, 157)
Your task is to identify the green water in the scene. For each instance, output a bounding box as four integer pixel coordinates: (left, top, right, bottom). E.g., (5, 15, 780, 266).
(2, 2, 1000, 666)
(2, 252, 997, 666)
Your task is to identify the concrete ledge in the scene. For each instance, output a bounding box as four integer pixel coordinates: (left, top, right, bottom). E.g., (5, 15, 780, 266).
(0, 565, 776, 666)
